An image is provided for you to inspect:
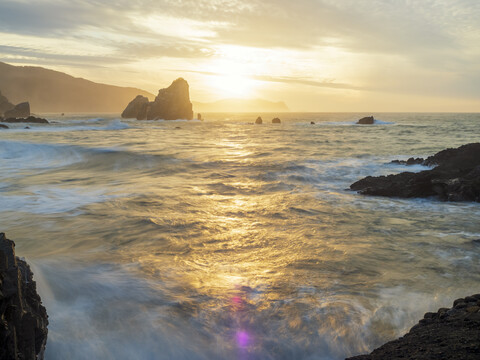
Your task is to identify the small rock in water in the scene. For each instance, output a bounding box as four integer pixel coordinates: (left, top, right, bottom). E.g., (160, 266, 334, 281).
(0, 123, 8, 129)
(255, 116, 263, 124)
(310, 121, 315, 124)
(272, 117, 281, 123)
(356, 116, 374, 124)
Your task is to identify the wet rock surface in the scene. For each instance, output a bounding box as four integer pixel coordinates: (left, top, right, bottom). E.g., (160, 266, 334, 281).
(0, 233, 48, 360)
(347, 294, 480, 360)
(351, 143, 480, 202)
(121, 78, 193, 120)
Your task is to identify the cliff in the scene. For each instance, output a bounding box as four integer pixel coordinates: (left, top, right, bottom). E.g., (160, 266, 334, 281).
(0, 62, 154, 113)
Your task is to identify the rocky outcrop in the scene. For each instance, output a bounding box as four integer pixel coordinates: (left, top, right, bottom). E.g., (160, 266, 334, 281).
(1, 116, 49, 124)
(121, 95, 149, 119)
(255, 117, 263, 124)
(272, 117, 281, 123)
(4, 102, 30, 118)
(357, 116, 374, 124)
(347, 294, 480, 360)
(121, 78, 193, 120)
(350, 143, 480, 202)
(0, 91, 14, 116)
(0, 233, 48, 360)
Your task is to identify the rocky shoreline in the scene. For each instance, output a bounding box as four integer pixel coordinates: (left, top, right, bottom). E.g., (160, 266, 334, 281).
(347, 294, 480, 359)
(0, 233, 48, 360)
(351, 143, 480, 202)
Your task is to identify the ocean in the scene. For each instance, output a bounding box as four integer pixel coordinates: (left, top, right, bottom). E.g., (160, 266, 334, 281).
(1, 112, 479, 359)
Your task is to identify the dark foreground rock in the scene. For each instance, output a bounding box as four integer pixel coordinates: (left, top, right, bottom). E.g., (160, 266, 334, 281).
(350, 143, 480, 202)
(121, 78, 193, 120)
(4, 102, 30, 118)
(0, 124, 8, 129)
(357, 116, 374, 124)
(1, 116, 49, 124)
(347, 294, 480, 360)
(0, 233, 48, 359)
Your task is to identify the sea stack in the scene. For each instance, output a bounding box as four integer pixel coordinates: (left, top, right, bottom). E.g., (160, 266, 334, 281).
(255, 116, 263, 124)
(272, 117, 281, 123)
(121, 78, 193, 120)
(356, 116, 374, 124)
(4, 102, 30, 118)
(0, 90, 14, 116)
(0, 233, 48, 360)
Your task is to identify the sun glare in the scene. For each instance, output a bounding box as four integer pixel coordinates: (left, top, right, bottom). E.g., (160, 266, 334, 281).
(205, 59, 257, 98)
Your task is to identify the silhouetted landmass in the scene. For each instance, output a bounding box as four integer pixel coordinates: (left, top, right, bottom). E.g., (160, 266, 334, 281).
(0, 62, 154, 113)
(351, 143, 480, 202)
(0, 90, 14, 115)
(193, 98, 289, 113)
(4, 101, 30, 118)
(122, 78, 193, 120)
(347, 294, 480, 360)
(0, 233, 48, 360)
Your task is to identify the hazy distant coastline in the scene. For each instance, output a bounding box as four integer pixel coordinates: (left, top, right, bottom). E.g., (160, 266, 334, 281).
(0, 62, 289, 115)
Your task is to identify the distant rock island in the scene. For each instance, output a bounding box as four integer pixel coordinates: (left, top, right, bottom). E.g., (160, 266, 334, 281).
(356, 116, 375, 124)
(122, 78, 193, 120)
(0, 90, 31, 118)
(0, 61, 154, 113)
(193, 98, 289, 113)
(351, 143, 480, 202)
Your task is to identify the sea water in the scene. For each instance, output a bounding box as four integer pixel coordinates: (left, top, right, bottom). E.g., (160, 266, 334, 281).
(1, 113, 479, 359)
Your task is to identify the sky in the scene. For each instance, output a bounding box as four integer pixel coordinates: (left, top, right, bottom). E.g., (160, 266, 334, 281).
(0, 0, 479, 111)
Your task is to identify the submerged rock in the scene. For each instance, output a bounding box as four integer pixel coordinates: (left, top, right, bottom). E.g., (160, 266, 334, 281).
(356, 116, 374, 124)
(2, 116, 49, 124)
(0, 90, 14, 116)
(122, 78, 193, 120)
(346, 294, 480, 360)
(272, 117, 281, 123)
(350, 143, 480, 202)
(4, 102, 30, 118)
(255, 116, 263, 124)
(0, 233, 48, 360)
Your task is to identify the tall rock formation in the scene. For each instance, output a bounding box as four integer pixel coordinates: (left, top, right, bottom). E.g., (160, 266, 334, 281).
(0, 90, 14, 116)
(0, 233, 48, 360)
(4, 102, 30, 118)
(122, 78, 193, 120)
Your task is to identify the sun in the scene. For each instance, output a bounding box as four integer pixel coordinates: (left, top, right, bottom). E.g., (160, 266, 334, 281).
(209, 72, 255, 98)
(203, 48, 261, 98)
